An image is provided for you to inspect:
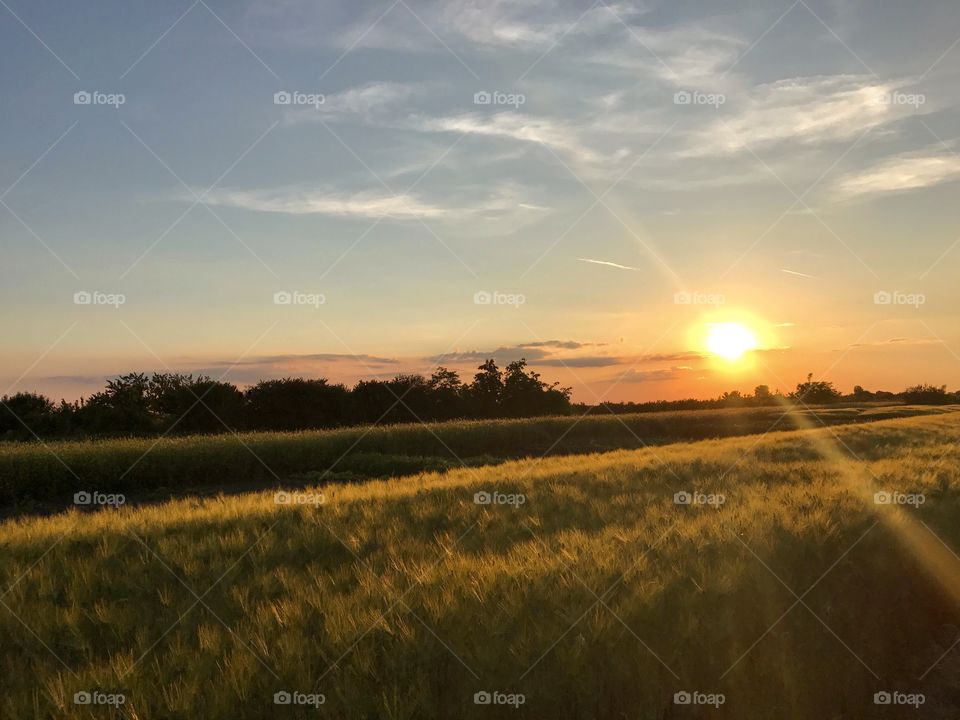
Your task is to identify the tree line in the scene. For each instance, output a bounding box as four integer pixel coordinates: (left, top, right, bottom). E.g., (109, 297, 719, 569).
(588, 375, 958, 415)
(1, 366, 955, 441)
(0, 359, 572, 440)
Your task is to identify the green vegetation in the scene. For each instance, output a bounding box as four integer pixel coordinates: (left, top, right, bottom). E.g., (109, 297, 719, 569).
(2, 404, 958, 507)
(2, 412, 960, 717)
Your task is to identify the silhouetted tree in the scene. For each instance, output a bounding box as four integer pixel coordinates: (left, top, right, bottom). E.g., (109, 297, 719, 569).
(428, 367, 466, 420)
(245, 378, 348, 430)
(0, 392, 60, 439)
(791, 373, 841, 404)
(467, 359, 504, 418)
(146, 373, 244, 433)
(348, 379, 402, 425)
(79, 373, 155, 435)
(901, 384, 951, 405)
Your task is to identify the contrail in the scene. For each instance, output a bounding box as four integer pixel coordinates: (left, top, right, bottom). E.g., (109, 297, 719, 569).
(779, 268, 816, 279)
(578, 258, 637, 271)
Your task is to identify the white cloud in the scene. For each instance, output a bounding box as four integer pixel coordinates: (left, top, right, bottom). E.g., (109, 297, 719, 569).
(685, 76, 915, 157)
(832, 151, 960, 200)
(412, 111, 604, 164)
(197, 182, 550, 224)
(202, 187, 450, 219)
(283, 82, 422, 125)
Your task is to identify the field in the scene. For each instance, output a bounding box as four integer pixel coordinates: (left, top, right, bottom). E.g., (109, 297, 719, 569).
(3, 410, 960, 718)
(2, 403, 956, 509)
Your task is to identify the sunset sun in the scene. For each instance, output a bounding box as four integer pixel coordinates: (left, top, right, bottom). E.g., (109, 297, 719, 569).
(705, 322, 757, 361)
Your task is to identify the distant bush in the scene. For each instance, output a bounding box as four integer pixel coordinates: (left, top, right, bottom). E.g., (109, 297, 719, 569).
(901, 384, 952, 405)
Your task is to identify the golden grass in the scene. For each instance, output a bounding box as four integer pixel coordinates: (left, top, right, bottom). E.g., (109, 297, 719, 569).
(2, 411, 960, 718)
(2, 403, 956, 506)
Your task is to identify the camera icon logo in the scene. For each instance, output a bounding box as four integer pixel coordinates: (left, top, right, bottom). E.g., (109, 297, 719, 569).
(74, 291, 92, 305)
(474, 691, 492, 705)
(673, 291, 692, 304)
(474, 91, 492, 105)
(473, 290, 492, 305)
(274, 491, 291, 505)
(273, 291, 292, 305)
(474, 491, 492, 505)
(74, 91, 92, 105)
(274, 91, 292, 105)
(674, 491, 692, 505)
(873, 291, 892, 305)
(874, 691, 892, 705)
(274, 691, 292, 704)
(73, 691, 92, 705)
(74, 491, 92, 505)
(674, 91, 692, 105)
(874, 491, 891, 505)
(673, 691, 692, 704)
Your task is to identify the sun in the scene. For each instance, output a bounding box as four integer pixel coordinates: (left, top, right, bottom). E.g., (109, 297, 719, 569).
(705, 322, 757, 361)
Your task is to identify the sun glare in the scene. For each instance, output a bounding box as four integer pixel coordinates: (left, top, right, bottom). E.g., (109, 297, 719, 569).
(705, 322, 757, 361)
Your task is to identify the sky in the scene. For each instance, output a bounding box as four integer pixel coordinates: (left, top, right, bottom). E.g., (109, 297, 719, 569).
(1, 0, 959, 404)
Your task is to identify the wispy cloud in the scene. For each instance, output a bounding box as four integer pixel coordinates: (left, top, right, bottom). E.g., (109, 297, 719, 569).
(195, 183, 549, 223)
(832, 151, 960, 201)
(685, 76, 917, 157)
(201, 187, 451, 219)
(779, 268, 816, 278)
(412, 112, 606, 164)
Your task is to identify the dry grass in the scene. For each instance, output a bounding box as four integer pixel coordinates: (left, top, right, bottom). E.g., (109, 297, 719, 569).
(2, 411, 960, 718)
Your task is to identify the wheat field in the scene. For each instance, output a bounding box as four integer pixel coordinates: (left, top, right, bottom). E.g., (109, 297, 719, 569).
(3, 411, 960, 718)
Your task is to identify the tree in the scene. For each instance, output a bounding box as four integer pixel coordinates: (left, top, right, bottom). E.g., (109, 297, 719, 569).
(467, 359, 504, 418)
(428, 367, 465, 420)
(901, 384, 951, 405)
(79, 373, 155, 435)
(501, 359, 572, 417)
(348, 379, 401, 425)
(245, 378, 348, 430)
(754, 385, 771, 400)
(791, 373, 841, 404)
(0, 392, 60, 439)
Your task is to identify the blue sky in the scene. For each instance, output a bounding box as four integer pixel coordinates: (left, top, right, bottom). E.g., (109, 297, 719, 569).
(2, 0, 959, 402)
